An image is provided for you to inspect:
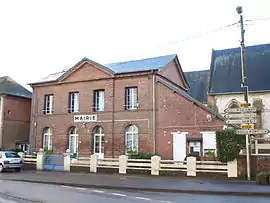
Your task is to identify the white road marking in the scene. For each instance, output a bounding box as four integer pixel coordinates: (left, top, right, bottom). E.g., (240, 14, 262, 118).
(60, 185, 73, 189)
(135, 196, 151, 201)
(75, 187, 87, 190)
(110, 193, 126, 197)
(92, 190, 105, 193)
(0, 196, 18, 203)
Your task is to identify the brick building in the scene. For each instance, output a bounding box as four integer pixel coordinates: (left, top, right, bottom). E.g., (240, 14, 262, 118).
(0, 76, 32, 152)
(29, 54, 225, 160)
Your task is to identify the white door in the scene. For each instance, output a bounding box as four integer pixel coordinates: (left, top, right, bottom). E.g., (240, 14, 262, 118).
(173, 132, 187, 161)
(94, 127, 105, 159)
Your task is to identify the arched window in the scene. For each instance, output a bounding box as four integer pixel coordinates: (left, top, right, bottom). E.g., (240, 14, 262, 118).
(68, 126, 78, 154)
(228, 100, 239, 108)
(125, 125, 139, 153)
(43, 127, 52, 150)
(93, 126, 105, 159)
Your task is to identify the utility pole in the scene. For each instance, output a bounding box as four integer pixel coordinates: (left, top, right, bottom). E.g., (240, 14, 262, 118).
(236, 6, 251, 180)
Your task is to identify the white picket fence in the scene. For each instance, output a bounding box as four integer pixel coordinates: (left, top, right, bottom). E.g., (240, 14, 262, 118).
(22, 152, 237, 178)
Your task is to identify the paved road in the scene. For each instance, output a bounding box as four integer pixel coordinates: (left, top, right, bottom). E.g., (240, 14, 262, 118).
(2, 171, 270, 196)
(0, 180, 270, 203)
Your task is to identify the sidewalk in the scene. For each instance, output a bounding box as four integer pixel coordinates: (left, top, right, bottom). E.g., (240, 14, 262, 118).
(1, 171, 270, 197)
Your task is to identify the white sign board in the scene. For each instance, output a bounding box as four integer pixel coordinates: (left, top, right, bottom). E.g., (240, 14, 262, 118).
(224, 113, 257, 119)
(74, 115, 97, 122)
(235, 129, 270, 135)
(226, 119, 257, 124)
(224, 107, 256, 113)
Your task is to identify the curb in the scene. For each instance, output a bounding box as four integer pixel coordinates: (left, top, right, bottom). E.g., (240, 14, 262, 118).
(6, 179, 270, 197)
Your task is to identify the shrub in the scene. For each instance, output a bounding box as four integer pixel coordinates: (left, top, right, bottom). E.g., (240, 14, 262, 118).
(216, 130, 245, 162)
(127, 151, 159, 159)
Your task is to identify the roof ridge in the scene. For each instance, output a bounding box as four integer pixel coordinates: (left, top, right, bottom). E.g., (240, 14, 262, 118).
(105, 54, 176, 66)
(213, 43, 270, 52)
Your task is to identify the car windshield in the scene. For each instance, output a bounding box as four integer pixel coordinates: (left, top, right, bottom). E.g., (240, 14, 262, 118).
(5, 152, 20, 158)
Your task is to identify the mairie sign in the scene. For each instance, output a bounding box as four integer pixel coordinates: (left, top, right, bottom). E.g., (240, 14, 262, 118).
(235, 129, 270, 135)
(74, 115, 97, 122)
(224, 107, 256, 113)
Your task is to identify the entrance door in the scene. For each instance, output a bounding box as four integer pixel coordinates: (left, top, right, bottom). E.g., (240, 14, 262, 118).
(173, 132, 187, 161)
(93, 127, 105, 159)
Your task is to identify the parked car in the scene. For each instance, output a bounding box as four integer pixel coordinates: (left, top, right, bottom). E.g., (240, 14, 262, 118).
(0, 151, 23, 172)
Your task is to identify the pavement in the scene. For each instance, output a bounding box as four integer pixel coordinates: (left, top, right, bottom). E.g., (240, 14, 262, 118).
(0, 179, 270, 203)
(0, 171, 270, 197)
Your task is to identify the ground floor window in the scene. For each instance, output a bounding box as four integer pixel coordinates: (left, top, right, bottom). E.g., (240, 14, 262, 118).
(43, 127, 52, 150)
(68, 126, 78, 154)
(125, 125, 138, 153)
(93, 126, 105, 159)
(189, 141, 201, 156)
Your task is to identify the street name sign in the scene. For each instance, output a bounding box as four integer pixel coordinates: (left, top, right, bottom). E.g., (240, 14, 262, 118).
(224, 113, 257, 119)
(224, 107, 256, 113)
(240, 124, 253, 129)
(235, 129, 270, 135)
(240, 103, 250, 107)
(225, 119, 257, 124)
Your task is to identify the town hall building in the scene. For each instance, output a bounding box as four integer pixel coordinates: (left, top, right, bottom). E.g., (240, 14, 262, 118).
(28, 54, 225, 160)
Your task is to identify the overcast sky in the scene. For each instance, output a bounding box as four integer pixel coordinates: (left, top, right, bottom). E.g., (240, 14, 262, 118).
(1, 0, 270, 90)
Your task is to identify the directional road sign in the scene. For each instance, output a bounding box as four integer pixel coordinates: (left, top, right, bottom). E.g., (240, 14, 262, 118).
(241, 124, 253, 129)
(225, 118, 257, 124)
(224, 113, 257, 119)
(240, 103, 250, 107)
(235, 129, 270, 135)
(224, 107, 256, 113)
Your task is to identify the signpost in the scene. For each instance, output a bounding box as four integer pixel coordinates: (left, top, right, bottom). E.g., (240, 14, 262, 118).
(226, 119, 257, 124)
(224, 107, 256, 113)
(235, 129, 270, 135)
(224, 113, 257, 119)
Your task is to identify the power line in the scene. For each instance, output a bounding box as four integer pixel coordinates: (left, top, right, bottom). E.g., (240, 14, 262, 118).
(246, 17, 270, 22)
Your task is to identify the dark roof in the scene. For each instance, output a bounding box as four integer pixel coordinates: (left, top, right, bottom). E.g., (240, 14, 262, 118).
(0, 76, 32, 99)
(209, 43, 270, 94)
(156, 77, 224, 120)
(29, 54, 177, 84)
(184, 70, 209, 103)
(105, 54, 176, 73)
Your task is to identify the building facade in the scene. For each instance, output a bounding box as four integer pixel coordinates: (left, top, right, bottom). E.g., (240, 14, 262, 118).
(29, 55, 225, 160)
(0, 76, 32, 151)
(208, 43, 270, 138)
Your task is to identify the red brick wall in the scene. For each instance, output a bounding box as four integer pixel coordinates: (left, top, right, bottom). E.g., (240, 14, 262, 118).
(238, 155, 270, 178)
(155, 82, 224, 159)
(2, 96, 31, 149)
(31, 72, 153, 156)
(159, 60, 187, 90)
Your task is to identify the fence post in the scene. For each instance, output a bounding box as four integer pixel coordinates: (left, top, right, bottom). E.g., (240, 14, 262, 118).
(36, 148, 45, 171)
(227, 159, 238, 178)
(119, 155, 128, 174)
(63, 149, 71, 172)
(90, 154, 98, 173)
(187, 156, 196, 176)
(151, 155, 161, 175)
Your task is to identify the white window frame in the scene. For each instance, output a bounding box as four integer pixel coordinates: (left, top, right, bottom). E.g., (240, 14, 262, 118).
(43, 128, 52, 150)
(125, 125, 139, 153)
(94, 90, 105, 111)
(189, 141, 201, 155)
(93, 127, 105, 158)
(69, 92, 79, 112)
(125, 87, 138, 110)
(68, 127, 79, 154)
(44, 95, 53, 114)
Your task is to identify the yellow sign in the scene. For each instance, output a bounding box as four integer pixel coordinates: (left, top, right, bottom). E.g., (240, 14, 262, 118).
(240, 103, 250, 107)
(241, 124, 253, 129)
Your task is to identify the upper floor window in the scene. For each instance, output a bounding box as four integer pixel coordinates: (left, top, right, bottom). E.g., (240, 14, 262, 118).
(125, 87, 138, 110)
(93, 90, 104, 112)
(44, 94, 53, 114)
(69, 92, 79, 113)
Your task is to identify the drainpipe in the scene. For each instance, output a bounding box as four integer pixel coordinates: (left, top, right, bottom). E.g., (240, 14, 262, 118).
(112, 78, 115, 157)
(0, 95, 4, 149)
(152, 71, 156, 154)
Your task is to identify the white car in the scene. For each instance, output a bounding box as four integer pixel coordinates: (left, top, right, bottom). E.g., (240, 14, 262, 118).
(0, 151, 23, 172)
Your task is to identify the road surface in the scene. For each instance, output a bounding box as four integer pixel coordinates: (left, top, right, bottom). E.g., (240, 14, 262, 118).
(0, 180, 269, 203)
